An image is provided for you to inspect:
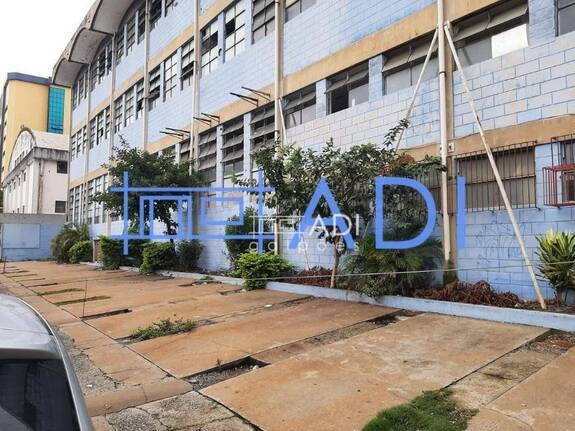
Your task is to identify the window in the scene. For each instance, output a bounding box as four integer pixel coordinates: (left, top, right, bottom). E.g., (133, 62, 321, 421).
(73, 70, 88, 109)
(82, 126, 87, 154)
(164, 52, 178, 100)
(326, 62, 369, 114)
(136, 80, 145, 119)
(225, 1, 246, 61)
(454, 0, 528, 68)
(455, 142, 536, 211)
(114, 97, 124, 133)
(198, 129, 217, 182)
(543, 135, 575, 206)
(559, 0, 575, 35)
(165, 0, 176, 15)
(0, 359, 81, 431)
(179, 139, 191, 162)
(94, 176, 102, 224)
(91, 42, 112, 90)
(57, 161, 68, 174)
(89, 119, 96, 149)
(222, 118, 244, 177)
(137, 2, 146, 43)
(150, 0, 162, 30)
(285, 0, 316, 21)
(96, 110, 105, 145)
(383, 37, 438, 95)
(105, 107, 111, 139)
(48, 87, 65, 134)
(181, 39, 194, 89)
(148, 66, 161, 110)
(284, 85, 316, 128)
(252, 0, 275, 42)
(116, 28, 125, 65)
(87, 180, 94, 224)
(250, 104, 275, 169)
(70, 133, 77, 160)
(125, 89, 135, 126)
(55, 200, 67, 213)
(126, 15, 136, 54)
(201, 20, 219, 76)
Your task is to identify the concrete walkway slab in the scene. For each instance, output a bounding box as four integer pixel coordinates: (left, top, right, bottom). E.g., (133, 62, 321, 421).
(132, 299, 395, 378)
(90, 290, 305, 339)
(484, 347, 575, 431)
(203, 314, 545, 431)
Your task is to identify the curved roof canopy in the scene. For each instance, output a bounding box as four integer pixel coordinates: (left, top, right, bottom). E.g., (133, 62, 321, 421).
(52, 0, 135, 87)
(9, 128, 69, 172)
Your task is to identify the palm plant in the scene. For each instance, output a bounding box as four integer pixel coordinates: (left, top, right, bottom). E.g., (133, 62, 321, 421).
(536, 230, 575, 304)
(51, 224, 90, 263)
(341, 233, 442, 297)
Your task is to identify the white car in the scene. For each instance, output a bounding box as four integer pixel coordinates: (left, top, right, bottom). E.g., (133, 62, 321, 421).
(0, 294, 93, 430)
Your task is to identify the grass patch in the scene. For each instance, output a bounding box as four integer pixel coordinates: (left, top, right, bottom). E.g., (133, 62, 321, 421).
(38, 288, 85, 296)
(54, 296, 111, 306)
(363, 390, 476, 431)
(130, 317, 197, 342)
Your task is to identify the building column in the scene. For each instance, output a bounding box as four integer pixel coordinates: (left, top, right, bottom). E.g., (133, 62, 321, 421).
(315, 80, 327, 118)
(529, 0, 556, 45)
(368, 55, 383, 102)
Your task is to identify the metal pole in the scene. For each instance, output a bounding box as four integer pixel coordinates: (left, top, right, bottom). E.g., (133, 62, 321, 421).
(438, 0, 451, 265)
(82, 279, 88, 319)
(273, 0, 284, 255)
(190, 0, 201, 174)
(142, 0, 151, 151)
(444, 24, 547, 309)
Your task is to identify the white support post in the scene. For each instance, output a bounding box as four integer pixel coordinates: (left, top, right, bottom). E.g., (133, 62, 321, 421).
(444, 24, 547, 309)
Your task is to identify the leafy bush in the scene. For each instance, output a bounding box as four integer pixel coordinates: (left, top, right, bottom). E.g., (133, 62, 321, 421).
(140, 242, 177, 274)
(233, 251, 293, 290)
(130, 318, 197, 341)
(176, 240, 203, 272)
(537, 230, 575, 303)
(68, 240, 93, 264)
(225, 207, 273, 268)
(99, 236, 124, 270)
(51, 225, 89, 263)
(342, 234, 441, 297)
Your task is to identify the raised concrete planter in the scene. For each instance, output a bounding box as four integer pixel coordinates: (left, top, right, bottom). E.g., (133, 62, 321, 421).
(267, 281, 575, 332)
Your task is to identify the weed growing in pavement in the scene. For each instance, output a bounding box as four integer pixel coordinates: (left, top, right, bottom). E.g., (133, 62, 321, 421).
(130, 317, 197, 341)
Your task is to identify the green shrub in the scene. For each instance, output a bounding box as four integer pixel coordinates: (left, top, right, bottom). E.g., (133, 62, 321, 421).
(51, 225, 90, 263)
(99, 236, 124, 270)
(537, 230, 575, 303)
(68, 240, 93, 264)
(176, 240, 203, 272)
(140, 242, 177, 274)
(341, 234, 441, 297)
(232, 252, 293, 290)
(225, 207, 273, 268)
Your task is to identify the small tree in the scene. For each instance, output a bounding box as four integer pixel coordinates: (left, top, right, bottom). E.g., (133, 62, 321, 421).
(238, 121, 443, 288)
(93, 138, 206, 236)
(224, 207, 273, 268)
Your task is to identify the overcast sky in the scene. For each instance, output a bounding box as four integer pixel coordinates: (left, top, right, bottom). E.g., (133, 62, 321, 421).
(0, 0, 95, 89)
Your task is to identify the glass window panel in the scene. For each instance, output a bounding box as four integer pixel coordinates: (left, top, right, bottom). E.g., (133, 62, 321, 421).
(384, 68, 411, 94)
(492, 24, 528, 58)
(559, 3, 575, 35)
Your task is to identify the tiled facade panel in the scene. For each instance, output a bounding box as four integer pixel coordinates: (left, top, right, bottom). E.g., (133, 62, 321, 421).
(90, 74, 112, 110)
(149, 0, 194, 58)
(116, 43, 145, 89)
(200, 36, 275, 115)
(284, 0, 436, 76)
(88, 141, 110, 172)
(453, 31, 575, 139)
(70, 156, 85, 181)
(116, 118, 144, 149)
(72, 99, 88, 130)
(528, 0, 556, 45)
(148, 86, 194, 144)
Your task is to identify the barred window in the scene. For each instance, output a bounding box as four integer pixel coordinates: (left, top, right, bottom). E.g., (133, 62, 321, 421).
(250, 104, 275, 170)
(285, 0, 316, 21)
(455, 142, 536, 211)
(148, 66, 161, 110)
(326, 62, 369, 114)
(252, 0, 275, 43)
(136, 80, 145, 119)
(164, 52, 178, 100)
(137, 2, 146, 43)
(55, 200, 67, 214)
(198, 129, 218, 182)
(454, 0, 528, 68)
(114, 97, 124, 133)
(181, 39, 194, 89)
(126, 15, 136, 54)
(543, 135, 575, 206)
(284, 84, 316, 128)
(125, 89, 135, 126)
(222, 118, 244, 177)
(150, 0, 162, 30)
(201, 20, 219, 76)
(225, 1, 246, 61)
(558, 0, 575, 35)
(383, 36, 438, 95)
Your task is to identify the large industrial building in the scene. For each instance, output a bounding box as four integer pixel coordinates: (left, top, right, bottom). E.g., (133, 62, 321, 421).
(52, 0, 575, 299)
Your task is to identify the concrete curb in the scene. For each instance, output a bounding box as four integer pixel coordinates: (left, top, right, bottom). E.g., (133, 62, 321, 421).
(266, 281, 575, 332)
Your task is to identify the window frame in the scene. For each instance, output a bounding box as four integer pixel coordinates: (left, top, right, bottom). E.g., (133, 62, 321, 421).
(181, 39, 194, 89)
(225, 1, 246, 61)
(252, 0, 275, 43)
(285, 0, 317, 22)
(201, 19, 219, 76)
(326, 62, 370, 115)
(148, 66, 162, 110)
(163, 52, 178, 100)
(284, 84, 317, 128)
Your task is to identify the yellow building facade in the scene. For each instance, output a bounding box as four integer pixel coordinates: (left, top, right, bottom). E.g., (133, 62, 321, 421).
(0, 73, 71, 181)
